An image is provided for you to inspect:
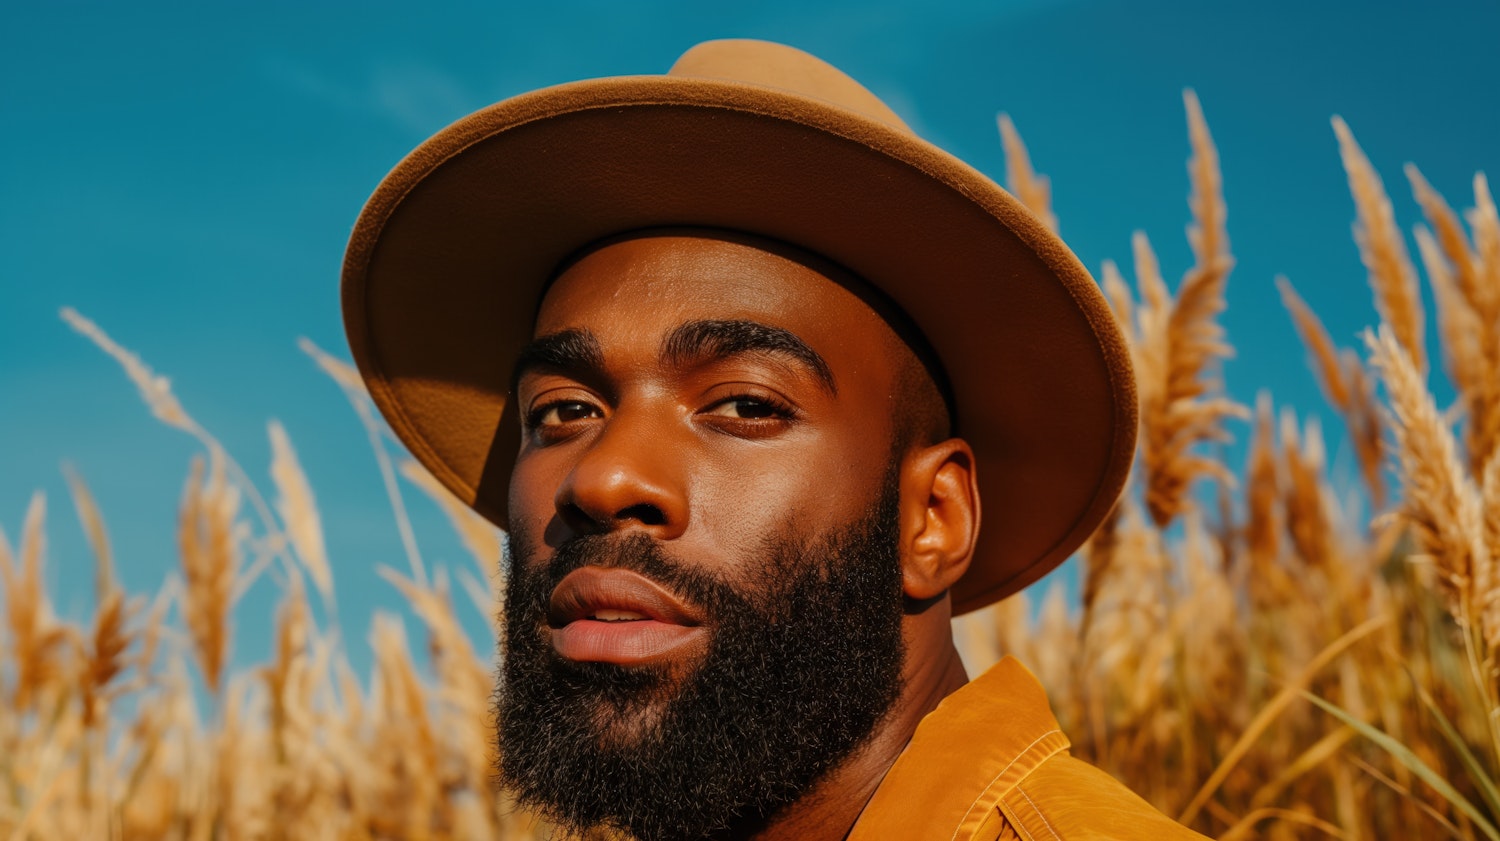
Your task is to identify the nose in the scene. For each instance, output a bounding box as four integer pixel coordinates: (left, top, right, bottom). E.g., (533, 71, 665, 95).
(553, 403, 689, 540)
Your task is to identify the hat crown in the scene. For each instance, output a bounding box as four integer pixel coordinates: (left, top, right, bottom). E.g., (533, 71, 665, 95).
(345, 37, 1136, 613)
(669, 39, 911, 132)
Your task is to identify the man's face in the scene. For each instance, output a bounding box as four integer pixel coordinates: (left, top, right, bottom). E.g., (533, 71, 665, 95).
(497, 233, 917, 839)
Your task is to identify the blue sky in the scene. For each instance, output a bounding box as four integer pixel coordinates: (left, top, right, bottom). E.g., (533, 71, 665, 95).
(3, 0, 1496, 671)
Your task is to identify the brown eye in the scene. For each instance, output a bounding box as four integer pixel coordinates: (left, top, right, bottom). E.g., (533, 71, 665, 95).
(704, 395, 792, 421)
(710, 398, 776, 419)
(531, 400, 601, 427)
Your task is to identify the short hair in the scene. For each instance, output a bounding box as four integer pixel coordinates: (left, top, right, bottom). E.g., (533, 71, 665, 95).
(891, 341, 953, 452)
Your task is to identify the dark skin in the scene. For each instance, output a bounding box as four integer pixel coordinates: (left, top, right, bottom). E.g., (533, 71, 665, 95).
(507, 232, 980, 840)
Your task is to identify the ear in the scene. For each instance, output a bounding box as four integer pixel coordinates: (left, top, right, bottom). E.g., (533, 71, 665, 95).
(897, 438, 980, 602)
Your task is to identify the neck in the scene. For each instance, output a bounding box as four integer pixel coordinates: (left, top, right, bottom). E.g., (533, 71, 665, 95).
(739, 596, 968, 841)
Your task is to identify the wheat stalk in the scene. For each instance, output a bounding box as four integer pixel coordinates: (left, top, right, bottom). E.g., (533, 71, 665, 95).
(377, 565, 495, 789)
(1277, 277, 1353, 410)
(1472, 174, 1500, 309)
(267, 420, 334, 612)
(1367, 327, 1494, 649)
(1465, 175, 1500, 476)
(1128, 93, 1246, 528)
(177, 452, 240, 696)
(301, 337, 427, 588)
(1280, 409, 1335, 572)
(1408, 166, 1488, 317)
(212, 677, 267, 841)
(1343, 348, 1389, 510)
(1080, 501, 1122, 646)
(1416, 223, 1488, 425)
(1408, 167, 1500, 476)
(368, 613, 442, 836)
(1100, 259, 1136, 341)
(2, 494, 71, 712)
(997, 113, 1058, 233)
(1184, 90, 1228, 275)
(12, 86, 1500, 841)
(63, 310, 302, 604)
(1484, 451, 1500, 588)
(399, 459, 503, 580)
(1243, 394, 1283, 600)
(1178, 614, 1391, 825)
(263, 567, 310, 720)
(62, 465, 115, 601)
(60, 308, 200, 437)
(1416, 224, 1488, 393)
(80, 589, 136, 730)
(297, 337, 367, 398)
(1333, 118, 1425, 373)
(1277, 276, 1387, 508)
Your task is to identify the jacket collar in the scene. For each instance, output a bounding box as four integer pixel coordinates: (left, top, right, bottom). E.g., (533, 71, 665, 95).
(848, 656, 1072, 840)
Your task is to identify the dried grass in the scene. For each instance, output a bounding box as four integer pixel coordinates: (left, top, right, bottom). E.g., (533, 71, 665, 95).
(79, 589, 134, 729)
(1242, 394, 1291, 611)
(62, 465, 114, 599)
(177, 451, 240, 696)
(302, 337, 428, 588)
(6, 92, 1500, 841)
(998, 113, 1058, 234)
(1367, 327, 1493, 645)
(399, 459, 504, 582)
(1277, 276, 1388, 508)
(59, 307, 199, 437)
(1408, 167, 1500, 477)
(962, 101, 1500, 838)
(2, 494, 71, 712)
(268, 419, 333, 609)
(1333, 117, 1426, 373)
(1109, 91, 1247, 529)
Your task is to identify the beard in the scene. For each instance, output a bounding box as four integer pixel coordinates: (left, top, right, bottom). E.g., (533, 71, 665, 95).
(495, 480, 906, 841)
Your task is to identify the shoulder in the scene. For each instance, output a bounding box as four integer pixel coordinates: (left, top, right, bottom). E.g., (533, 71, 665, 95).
(999, 753, 1212, 841)
(849, 658, 1208, 841)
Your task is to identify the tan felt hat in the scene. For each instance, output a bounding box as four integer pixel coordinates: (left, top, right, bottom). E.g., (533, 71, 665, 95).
(342, 39, 1137, 614)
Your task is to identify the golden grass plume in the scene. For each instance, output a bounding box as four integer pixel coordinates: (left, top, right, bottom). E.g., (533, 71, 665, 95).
(8, 90, 1500, 841)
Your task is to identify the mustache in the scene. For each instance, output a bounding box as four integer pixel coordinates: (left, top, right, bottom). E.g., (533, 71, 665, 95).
(523, 532, 736, 621)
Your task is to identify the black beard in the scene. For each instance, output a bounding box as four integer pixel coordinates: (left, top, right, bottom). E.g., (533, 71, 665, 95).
(495, 482, 906, 841)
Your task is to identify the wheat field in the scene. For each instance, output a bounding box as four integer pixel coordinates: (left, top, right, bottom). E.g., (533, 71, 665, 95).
(3, 95, 1498, 840)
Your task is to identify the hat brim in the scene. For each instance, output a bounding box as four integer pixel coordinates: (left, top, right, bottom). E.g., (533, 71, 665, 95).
(342, 75, 1136, 614)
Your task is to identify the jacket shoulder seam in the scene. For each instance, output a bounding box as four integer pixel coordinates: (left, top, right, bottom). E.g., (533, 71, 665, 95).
(1017, 782, 1061, 841)
(949, 729, 1064, 841)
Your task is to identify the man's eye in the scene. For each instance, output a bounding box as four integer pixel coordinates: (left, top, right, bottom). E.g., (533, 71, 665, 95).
(705, 397, 786, 420)
(531, 401, 600, 427)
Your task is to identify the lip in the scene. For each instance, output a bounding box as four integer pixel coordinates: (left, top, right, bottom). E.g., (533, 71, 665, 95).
(547, 567, 706, 665)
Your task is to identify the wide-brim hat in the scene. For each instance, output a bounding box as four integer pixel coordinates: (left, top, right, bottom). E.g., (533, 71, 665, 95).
(342, 39, 1136, 614)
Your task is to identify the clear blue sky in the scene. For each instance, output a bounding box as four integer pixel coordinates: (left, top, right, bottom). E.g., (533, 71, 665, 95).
(3, 0, 1496, 671)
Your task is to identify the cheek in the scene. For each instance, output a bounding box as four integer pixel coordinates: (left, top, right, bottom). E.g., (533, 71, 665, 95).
(507, 453, 563, 550)
(685, 436, 888, 562)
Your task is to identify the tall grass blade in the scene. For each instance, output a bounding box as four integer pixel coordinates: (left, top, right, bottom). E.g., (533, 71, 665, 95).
(1178, 614, 1389, 825)
(1404, 664, 1500, 819)
(1300, 690, 1500, 841)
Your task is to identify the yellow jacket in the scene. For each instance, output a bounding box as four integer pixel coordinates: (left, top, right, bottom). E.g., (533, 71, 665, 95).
(849, 657, 1212, 840)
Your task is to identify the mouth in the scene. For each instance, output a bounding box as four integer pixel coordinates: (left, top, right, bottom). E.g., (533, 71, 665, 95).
(546, 567, 707, 666)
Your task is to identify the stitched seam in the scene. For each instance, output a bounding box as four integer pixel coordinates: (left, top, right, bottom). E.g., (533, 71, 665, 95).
(1017, 785, 1060, 841)
(1000, 802, 1036, 841)
(948, 729, 1063, 841)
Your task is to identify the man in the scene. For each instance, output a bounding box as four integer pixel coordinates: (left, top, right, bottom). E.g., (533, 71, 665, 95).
(343, 39, 1208, 841)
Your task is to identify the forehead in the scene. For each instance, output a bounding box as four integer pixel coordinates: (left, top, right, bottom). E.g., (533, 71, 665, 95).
(535, 233, 901, 360)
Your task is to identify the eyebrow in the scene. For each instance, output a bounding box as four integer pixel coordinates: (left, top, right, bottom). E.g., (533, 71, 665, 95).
(510, 328, 605, 395)
(510, 319, 836, 396)
(662, 319, 836, 394)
